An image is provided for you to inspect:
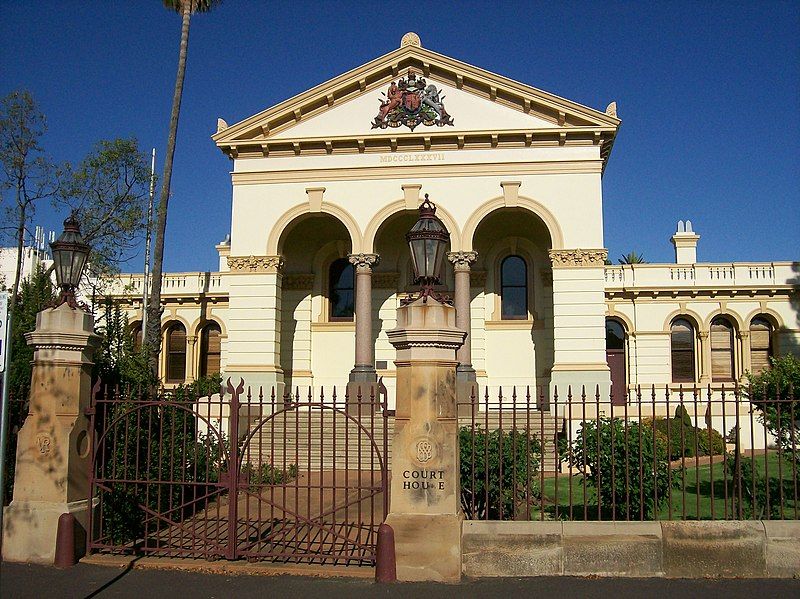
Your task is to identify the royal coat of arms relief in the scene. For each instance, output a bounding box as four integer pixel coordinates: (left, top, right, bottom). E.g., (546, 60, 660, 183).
(371, 71, 454, 131)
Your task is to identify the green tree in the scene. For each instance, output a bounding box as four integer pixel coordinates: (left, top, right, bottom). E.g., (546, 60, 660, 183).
(146, 0, 222, 380)
(747, 355, 800, 454)
(0, 91, 59, 307)
(58, 138, 152, 288)
(618, 251, 646, 265)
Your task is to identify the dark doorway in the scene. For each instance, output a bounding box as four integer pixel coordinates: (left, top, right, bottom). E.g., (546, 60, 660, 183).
(606, 319, 627, 406)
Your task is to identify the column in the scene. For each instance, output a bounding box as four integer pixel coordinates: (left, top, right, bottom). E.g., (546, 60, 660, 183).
(548, 249, 611, 408)
(447, 251, 478, 379)
(3, 303, 101, 563)
(348, 253, 380, 383)
(186, 335, 197, 382)
(699, 330, 711, 384)
(738, 330, 751, 376)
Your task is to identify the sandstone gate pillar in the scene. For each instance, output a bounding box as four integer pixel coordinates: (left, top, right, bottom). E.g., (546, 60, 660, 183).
(385, 297, 465, 581)
(2, 303, 100, 563)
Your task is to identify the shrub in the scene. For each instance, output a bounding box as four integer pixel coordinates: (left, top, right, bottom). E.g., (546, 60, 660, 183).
(647, 405, 726, 460)
(724, 453, 787, 520)
(569, 418, 674, 520)
(459, 426, 541, 520)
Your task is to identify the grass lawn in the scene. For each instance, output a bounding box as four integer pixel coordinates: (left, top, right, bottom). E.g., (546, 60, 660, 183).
(529, 452, 799, 521)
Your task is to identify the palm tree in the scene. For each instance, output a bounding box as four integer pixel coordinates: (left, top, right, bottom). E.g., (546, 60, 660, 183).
(618, 251, 646, 265)
(145, 0, 221, 379)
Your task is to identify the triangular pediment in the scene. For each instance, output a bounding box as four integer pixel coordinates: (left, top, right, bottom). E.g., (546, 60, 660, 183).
(213, 37, 620, 164)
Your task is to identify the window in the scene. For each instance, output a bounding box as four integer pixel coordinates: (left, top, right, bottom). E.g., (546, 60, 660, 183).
(200, 322, 222, 377)
(165, 322, 187, 383)
(710, 316, 735, 381)
(131, 323, 143, 351)
(500, 255, 528, 319)
(329, 258, 354, 321)
(671, 318, 696, 383)
(750, 317, 773, 375)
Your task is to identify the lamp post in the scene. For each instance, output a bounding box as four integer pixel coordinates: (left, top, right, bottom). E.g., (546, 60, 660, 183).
(49, 213, 91, 309)
(405, 194, 450, 303)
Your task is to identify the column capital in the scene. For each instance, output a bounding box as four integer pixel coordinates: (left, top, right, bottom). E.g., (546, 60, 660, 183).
(186, 335, 198, 345)
(549, 248, 608, 268)
(698, 331, 710, 340)
(737, 330, 750, 340)
(227, 254, 284, 274)
(446, 251, 478, 271)
(348, 253, 380, 272)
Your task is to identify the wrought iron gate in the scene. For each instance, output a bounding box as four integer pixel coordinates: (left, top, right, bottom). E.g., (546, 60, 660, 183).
(87, 378, 389, 565)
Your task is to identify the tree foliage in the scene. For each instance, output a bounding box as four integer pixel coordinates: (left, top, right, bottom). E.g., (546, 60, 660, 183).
(618, 251, 646, 265)
(0, 91, 59, 306)
(58, 138, 152, 287)
(747, 355, 800, 454)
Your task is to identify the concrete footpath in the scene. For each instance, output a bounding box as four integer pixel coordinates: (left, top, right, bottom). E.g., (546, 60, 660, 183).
(1, 562, 799, 599)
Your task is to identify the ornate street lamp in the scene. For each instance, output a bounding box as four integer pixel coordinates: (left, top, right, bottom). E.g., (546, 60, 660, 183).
(406, 194, 450, 303)
(50, 213, 91, 309)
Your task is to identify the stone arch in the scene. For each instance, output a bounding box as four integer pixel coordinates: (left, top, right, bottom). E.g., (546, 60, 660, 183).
(662, 309, 705, 333)
(703, 309, 745, 333)
(462, 195, 565, 252)
(363, 199, 461, 254)
(190, 315, 228, 338)
(743, 307, 785, 330)
(605, 310, 635, 335)
(267, 202, 362, 255)
(161, 315, 191, 334)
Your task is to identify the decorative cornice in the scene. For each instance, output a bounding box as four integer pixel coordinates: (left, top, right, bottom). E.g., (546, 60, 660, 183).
(549, 248, 608, 267)
(227, 255, 284, 273)
(348, 253, 380, 273)
(447, 251, 478, 271)
(373, 271, 400, 288)
(283, 273, 315, 290)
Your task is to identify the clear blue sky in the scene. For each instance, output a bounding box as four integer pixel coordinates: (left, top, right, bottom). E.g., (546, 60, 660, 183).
(2, 1, 798, 272)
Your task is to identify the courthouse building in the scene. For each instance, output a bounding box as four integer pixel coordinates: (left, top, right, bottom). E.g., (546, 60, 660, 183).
(109, 33, 799, 407)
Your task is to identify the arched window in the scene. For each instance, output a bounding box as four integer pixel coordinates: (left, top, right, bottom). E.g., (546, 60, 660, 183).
(750, 316, 773, 375)
(329, 258, 354, 321)
(670, 318, 696, 383)
(500, 255, 528, 319)
(710, 316, 735, 381)
(165, 322, 187, 383)
(200, 322, 222, 377)
(131, 323, 143, 351)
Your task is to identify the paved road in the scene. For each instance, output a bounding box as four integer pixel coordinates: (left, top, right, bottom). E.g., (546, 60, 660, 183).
(2, 562, 799, 599)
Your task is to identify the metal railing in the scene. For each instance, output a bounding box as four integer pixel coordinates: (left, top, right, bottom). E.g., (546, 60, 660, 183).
(87, 380, 389, 564)
(458, 384, 798, 522)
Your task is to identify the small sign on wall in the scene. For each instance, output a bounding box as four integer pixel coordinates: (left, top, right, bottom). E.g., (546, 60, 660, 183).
(0, 291, 7, 373)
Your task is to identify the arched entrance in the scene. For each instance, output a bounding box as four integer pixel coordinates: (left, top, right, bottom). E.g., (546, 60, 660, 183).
(606, 318, 627, 405)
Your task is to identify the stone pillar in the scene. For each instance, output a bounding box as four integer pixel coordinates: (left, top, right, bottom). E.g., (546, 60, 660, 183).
(699, 330, 711, 384)
(186, 334, 197, 383)
(224, 255, 284, 398)
(448, 251, 478, 416)
(347, 253, 379, 408)
(2, 303, 101, 564)
(548, 249, 611, 408)
(739, 330, 751, 375)
(386, 297, 466, 582)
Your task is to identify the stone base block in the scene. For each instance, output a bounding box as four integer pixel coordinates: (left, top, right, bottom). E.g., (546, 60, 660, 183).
(385, 512, 462, 582)
(345, 381, 380, 414)
(763, 521, 800, 578)
(2, 499, 91, 564)
(462, 521, 562, 577)
(662, 521, 765, 577)
(563, 521, 663, 577)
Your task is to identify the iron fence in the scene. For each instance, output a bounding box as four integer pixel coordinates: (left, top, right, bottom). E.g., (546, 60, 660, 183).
(87, 379, 389, 564)
(458, 384, 798, 521)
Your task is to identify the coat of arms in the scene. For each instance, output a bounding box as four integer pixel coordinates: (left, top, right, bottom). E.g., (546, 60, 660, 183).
(371, 71, 454, 131)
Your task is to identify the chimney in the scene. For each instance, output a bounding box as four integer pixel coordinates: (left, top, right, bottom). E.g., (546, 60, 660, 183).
(216, 234, 231, 272)
(671, 220, 700, 264)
